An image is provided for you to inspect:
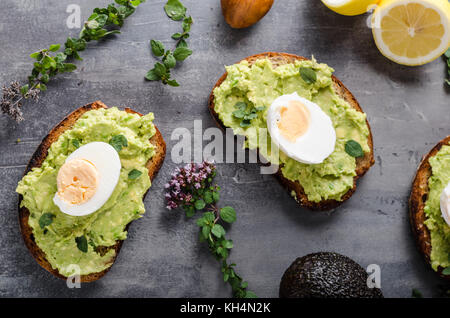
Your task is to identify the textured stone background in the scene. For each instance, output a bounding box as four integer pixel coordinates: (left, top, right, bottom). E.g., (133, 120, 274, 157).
(0, 0, 449, 298)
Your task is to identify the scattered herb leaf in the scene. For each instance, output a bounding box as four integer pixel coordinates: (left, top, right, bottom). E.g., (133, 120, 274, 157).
(164, 0, 186, 21)
(232, 101, 265, 128)
(128, 169, 143, 179)
(71, 139, 81, 149)
(109, 134, 128, 152)
(75, 235, 88, 253)
(39, 213, 55, 229)
(299, 67, 317, 84)
(345, 140, 364, 158)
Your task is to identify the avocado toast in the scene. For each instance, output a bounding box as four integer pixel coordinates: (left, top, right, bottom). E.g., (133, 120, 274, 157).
(409, 136, 450, 279)
(209, 52, 374, 210)
(17, 101, 166, 282)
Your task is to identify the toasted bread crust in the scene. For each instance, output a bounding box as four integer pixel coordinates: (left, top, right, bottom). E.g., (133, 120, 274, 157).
(409, 136, 450, 280)
(18, 101, 166, 282)
(208, 52, 374, 210)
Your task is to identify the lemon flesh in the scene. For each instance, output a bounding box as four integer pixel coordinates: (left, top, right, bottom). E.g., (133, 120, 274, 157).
(372, 0, 450, 66)
(322, 0, 380, 16)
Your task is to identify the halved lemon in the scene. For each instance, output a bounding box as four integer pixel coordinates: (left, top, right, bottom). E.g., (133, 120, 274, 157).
(372, 0, 450, 66)
(321, 0, 380, 16)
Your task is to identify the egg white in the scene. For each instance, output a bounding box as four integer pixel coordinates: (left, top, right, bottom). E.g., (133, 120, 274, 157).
(440, 182, 450, 227)
(53, 142, 121, 217)
(267, 92, 336, 164)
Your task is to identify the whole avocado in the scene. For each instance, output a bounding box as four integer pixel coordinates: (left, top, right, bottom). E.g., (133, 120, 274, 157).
(279, 252, 383, 298)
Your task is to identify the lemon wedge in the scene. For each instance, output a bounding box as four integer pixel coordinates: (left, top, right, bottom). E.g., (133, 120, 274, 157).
(372, 0, 450, 66)
(321, 0, 380, 16)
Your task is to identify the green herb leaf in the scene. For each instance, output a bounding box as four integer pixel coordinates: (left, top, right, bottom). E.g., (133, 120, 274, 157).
(150, 40, 165, 57)
(176, 39, 188, 48)
(109, 134, 128, 152)
(182, 16, 193, 32)
(411, 288, 423, 298)
(211, 224, 225, 238)
(212, 191, 220, 202)
(345, 140, 364, 158)
(173, 46, 192, 61)
(232, 109, 245, 119)
(72, 139, 81, 148)
(204, 191, 213, 204)
(240, 119, 251, 128)
(195, 199, 206, 210)
(163, 53, 177, 69)
(445, 48, 450, 59)
(220, 206, 236, 223)
(145, 69, 161, 81)
(235, 102, 246, 110)
(443, 267, 450, 276)
(39, 213, 55, 229)
(164, 0, 186, 21)
(75, 235, 88, 253)
(299, 67, 317, 84)
(128, 169, 142, 180)
(167, 79, 180, 87)
(49, 44, 61, 52)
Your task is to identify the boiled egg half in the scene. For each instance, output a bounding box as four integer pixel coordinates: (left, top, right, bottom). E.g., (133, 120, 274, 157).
(267, 92, 336, 164)
(440, 182, 450, 227)
(53, 142, 121, 216)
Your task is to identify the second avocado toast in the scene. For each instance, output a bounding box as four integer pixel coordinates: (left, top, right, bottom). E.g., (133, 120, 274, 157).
(209, 52, 375, 210)
(17, 101, 166, 282)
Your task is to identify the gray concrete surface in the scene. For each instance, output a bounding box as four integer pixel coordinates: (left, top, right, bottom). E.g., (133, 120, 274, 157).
(0, 0, 449, 298)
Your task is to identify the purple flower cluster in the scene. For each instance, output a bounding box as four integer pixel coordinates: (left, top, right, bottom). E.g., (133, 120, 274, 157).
(165, 161, 216, 210)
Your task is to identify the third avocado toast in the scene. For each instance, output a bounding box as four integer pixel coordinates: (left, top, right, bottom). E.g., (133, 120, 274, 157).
(410, 136, 450, 278)
(209, 52, 374, 210)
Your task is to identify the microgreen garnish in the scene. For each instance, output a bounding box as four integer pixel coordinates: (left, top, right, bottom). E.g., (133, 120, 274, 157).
(128, 169, 143, 179)
(109, 134, 128, 152)
(165, 161, 256, 298)
(444, 48, 450, 86)
(146, 0, 193, 86)
(71, 139, 81, 149)
(232, 101, 265, 128)
(345, 140, 364, 158)
(443, 267, 450, 275)
(0, 0, 145, 122)
(75, 235, 88, 253)
(299, 67, 317, 85)
(38, 213, 55, 229)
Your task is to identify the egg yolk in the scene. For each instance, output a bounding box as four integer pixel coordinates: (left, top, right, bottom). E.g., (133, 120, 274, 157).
(277, 100, 311, 142)
(56, 158, 99, 205)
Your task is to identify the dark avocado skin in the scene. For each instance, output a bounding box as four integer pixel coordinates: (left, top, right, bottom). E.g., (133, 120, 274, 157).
(279, 252, 383, 298)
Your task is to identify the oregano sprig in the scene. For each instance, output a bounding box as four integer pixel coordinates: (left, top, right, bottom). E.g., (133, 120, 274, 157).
(1, 0, 145, 122)
(165, 161, 256, 298)
(145, 0, 193, 86)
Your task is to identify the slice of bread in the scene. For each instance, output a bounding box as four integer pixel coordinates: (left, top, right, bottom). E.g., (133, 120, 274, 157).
(18, 101, 166, 282)
(409, 135, 450, 280)
(208, 52, 374, 210)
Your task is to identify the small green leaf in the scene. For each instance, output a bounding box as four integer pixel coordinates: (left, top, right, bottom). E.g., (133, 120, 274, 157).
(49, 44, 61, 52)
(442, 267, 450, 276)
(299, 67, 317, 84)
(195, 199, 206, 210)
(202, 225, 210, 239)
(240, 119, 251, 128)
(234, 101, 247, 110)
(63, 63, 77, 72)
(204, 191, 213, 204)
(30, 52, 43, 60)
(171, 33, 182, 40)
(182, 16, 193, 32)
(39, 213, 55, 229)
(173, 47, 192, 61)
(211, 224, 225, 238)
(167, 79, 180, 87)
(245, 291, 257, 298)
(223, 240, 233, 249)
(345, 140, 364, 158)
(232, 109, 245, 119)
(109, 134, 128, 152)
(145, 69, 161, 81)
(176, 39, 188, 48)
(411, 288, 423, 298)
(185, 205, 195, 218)
(212, 191, 220, 202)
(72, 139, 81, 148)
(75, 235, 88, 253)
(220, 206, 236, 223)
(164, 0, 186, 21)
(150, 40, 165, 57)
(163, 53, 177, 69)
(128, 169, 143, 180)
(20, 84, 29, 96)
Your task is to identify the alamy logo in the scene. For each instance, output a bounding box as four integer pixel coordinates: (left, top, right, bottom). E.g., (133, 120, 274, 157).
(66, 264, 81, 288)
(66, 4, 81, 29)
(366, 264, 381, 289)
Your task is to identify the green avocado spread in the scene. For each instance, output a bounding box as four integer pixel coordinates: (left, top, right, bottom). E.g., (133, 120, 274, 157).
(16, 107, 156, 277)
(424, 144, 450, 271)
(213, 58, 370, 202)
